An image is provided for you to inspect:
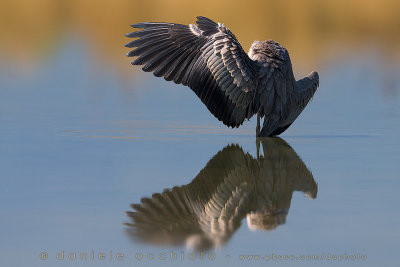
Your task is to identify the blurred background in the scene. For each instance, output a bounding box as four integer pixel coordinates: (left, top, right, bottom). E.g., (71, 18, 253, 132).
(1, 0, 400, 75)
(1, 1, 400, 267)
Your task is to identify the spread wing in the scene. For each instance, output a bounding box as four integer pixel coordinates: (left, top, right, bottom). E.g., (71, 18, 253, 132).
(126, 16, 257, 127)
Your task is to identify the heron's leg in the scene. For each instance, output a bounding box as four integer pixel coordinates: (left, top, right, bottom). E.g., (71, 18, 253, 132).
(256, 113, 261, 135)
(256, 138, 260, 160)
(257, 117, 270, 137)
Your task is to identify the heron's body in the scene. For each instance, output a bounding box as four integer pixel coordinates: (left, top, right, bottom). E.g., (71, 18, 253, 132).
(126, 16, 319, 136)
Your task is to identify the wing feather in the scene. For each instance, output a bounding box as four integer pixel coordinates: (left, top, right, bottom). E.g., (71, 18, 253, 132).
(126, 16, 257, 127)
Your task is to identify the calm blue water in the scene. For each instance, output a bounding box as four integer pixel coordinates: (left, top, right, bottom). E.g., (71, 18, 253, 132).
(0, 40, 399, 267)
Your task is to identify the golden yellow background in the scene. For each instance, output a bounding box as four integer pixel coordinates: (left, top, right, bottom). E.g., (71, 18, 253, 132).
(1, 0, 399, 74)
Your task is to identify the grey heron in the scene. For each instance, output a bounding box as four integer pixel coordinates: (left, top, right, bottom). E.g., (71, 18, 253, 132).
(125, 138, 317, 250)
(125, 16, 319, 137)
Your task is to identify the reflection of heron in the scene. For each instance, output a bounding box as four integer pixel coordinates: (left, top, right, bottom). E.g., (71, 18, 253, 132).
(125, 138, 317, 251)
(125, 16, 319, 136)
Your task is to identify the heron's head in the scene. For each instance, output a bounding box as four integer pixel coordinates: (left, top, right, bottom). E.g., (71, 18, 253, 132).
(248, 40, 290, 63)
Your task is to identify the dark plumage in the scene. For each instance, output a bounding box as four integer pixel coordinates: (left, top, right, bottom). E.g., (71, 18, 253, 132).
(125, 16, 319, 136)
(125, 138, 317, 250)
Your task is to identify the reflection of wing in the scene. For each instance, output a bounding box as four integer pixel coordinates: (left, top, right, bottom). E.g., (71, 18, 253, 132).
(126, 145, 255, 250)
(125, 187, 200, 246)
(126, 138, 317, 250)
(247, 138, 317, 231)
(259, 138, 317, 198)
(186, 145, 255, 247)
(126, 16, 257, 127)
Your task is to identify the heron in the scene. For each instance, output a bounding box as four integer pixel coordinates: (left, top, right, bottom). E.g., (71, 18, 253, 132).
(125, 16, 319, 137)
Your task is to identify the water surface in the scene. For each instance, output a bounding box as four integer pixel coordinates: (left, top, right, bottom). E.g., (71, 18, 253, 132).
(1, 32, 400, 267)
